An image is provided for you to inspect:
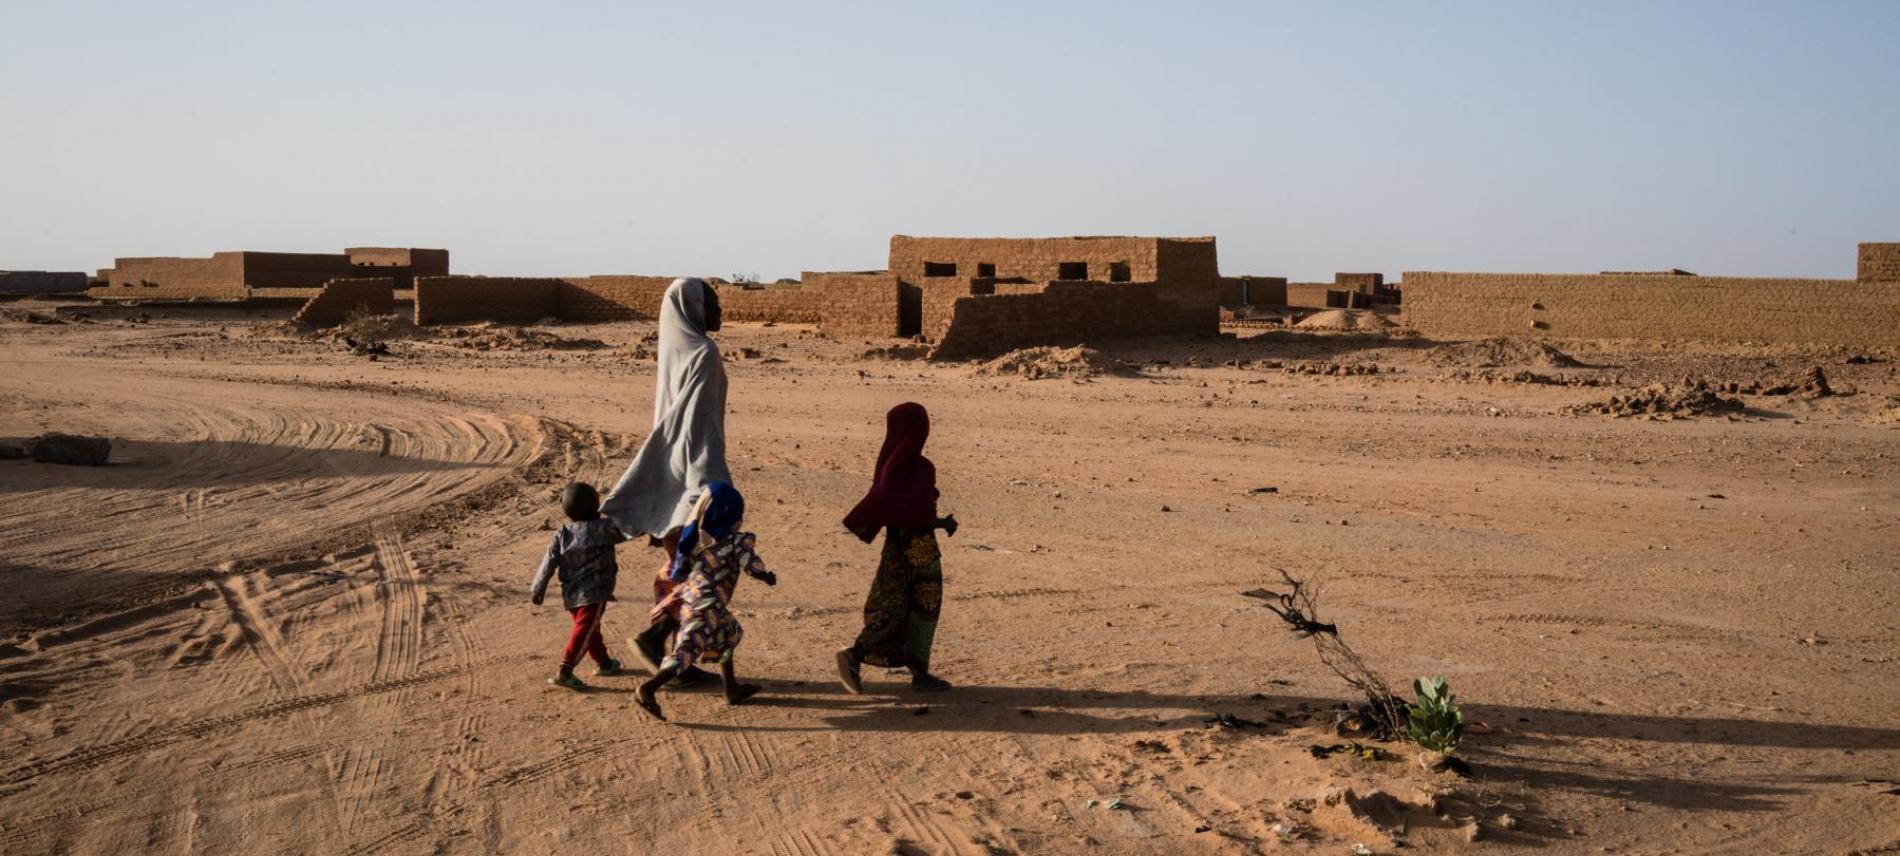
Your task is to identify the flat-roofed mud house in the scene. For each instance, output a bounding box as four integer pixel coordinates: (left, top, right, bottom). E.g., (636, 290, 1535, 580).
(407, 235, 1222, 358)
(90, 248, 448, 301)
(883, 235, 1221, 357)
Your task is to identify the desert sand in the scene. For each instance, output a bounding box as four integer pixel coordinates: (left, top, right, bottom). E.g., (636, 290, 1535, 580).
(2, 302, 1897, 855)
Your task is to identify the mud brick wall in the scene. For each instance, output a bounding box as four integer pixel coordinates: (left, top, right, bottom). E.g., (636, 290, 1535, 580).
(803, 272, 902, 338)
(1286, 282, 1351, 308)
(720, 283, 826, 325)
(1402, 272, 1900, 347)
(1334, 273, 1384, 292)
(557, 276, 676, 322)
(293, 278, 396, 327)
(0, 271, 88, 294)
(1219, 276, 1288, 306)
(930, 279, 1214, 360)
(347, 248, 450, 288)
(891, 236, 1164, 283)
(920, 279, 981, 340)
(1860, 244, 1900, 282)
(413, 276, 561, 325)
(237, 252, 356, 288)
(95, 254, 249, 300)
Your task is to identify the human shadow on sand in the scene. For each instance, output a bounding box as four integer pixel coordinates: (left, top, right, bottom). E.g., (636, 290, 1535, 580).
(667, 680, 1900, 816)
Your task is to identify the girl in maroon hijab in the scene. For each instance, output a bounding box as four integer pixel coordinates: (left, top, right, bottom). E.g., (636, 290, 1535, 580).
(836, 402, 958, 693)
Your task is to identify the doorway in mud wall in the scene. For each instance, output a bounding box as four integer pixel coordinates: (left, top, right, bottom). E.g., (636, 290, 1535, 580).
(900, 283, 923, 337)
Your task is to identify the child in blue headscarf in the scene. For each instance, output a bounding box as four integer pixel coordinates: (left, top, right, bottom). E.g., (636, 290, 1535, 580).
(635, 481, 777, 721)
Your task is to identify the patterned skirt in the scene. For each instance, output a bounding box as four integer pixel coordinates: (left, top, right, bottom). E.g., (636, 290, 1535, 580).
(854, 527, 943, 673)
(663, 605, 743, 672)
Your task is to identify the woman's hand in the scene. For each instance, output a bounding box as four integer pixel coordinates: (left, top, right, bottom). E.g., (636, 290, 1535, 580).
(649, 594, 680, 622)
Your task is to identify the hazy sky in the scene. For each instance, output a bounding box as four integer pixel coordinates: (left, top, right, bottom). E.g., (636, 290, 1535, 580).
(5, 2, 1897, 280)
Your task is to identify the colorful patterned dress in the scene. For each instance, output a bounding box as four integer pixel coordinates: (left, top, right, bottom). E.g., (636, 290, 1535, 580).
(854, 526, 943, 673)
(661, 532, 772, 672)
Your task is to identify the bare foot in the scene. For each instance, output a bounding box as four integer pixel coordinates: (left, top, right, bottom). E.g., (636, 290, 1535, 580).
(725, 683, 762, 706)
(633, 686, 667, 722)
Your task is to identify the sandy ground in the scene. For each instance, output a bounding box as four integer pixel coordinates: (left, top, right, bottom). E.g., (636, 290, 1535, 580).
(2, 303, 1898, 855)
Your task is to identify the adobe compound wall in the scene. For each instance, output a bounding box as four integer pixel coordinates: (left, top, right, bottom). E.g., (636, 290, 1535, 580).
(1861, 243, 1900, 283)
(1402, 271, 1900, 348)
(930, 279, 1219, 359)
(93, 249, 428, 301)
(412, 274, 899, 337)
(413, 277, 562, 325)
(0, 271, 89, 294)
(294, 278, 396, 327)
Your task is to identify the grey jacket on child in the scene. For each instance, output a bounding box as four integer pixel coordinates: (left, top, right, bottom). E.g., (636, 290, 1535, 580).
(530, 518, 625, 610)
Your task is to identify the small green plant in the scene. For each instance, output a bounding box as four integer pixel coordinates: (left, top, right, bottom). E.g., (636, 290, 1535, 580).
(1407, 676, 1465, 755)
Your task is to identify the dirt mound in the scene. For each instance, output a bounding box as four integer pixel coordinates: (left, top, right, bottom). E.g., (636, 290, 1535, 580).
(971, 346, 1140, 380)
(1569, 382, 1745, 419)
(1428, 337, 1581, 368)
(1295, 309, 1394, 332)
(430, 322, 607, 351)
(325, 314, 428, 344)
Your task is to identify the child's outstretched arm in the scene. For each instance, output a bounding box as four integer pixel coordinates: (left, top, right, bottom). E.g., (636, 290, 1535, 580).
(741, 540, 777, 587)
(529, 536, 558, 605)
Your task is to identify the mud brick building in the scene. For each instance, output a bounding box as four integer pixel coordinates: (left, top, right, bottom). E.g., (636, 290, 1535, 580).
(345, 247, 450, 289)
(410, 235, 1219, 356)
(90, 248, 445, 301)
(0, 271, 89, 294)
(1402, 242, 1900, 348)
(884, 235, 1222, 357)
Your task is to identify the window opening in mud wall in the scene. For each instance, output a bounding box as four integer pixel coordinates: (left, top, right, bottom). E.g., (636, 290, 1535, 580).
(1109, 261, 1131, 282)
(923, 261, 957, 277)
(977, 263, 996, 278)
(1058, 261, 1088, 280)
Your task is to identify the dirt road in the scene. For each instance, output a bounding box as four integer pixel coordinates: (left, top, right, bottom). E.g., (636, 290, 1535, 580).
(2, 311, 1896, 854)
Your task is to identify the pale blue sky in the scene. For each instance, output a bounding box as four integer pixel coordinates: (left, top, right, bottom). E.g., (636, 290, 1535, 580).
(4, 2, 1896, 280)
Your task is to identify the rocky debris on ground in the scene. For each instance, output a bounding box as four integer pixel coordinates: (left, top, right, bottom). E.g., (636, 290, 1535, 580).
(1701, 365, 1843, 398)
(1569, 382, 1746, 419)
(343, 337, 390, 358)
(1285, 361, 1381, 377)
(0, 307, 69, 324)
(629, 330, 659, 360)
(1427, 337, 1582, 368)
(1294, 309, 1395, 332)
(1442, 368, 1602, 387)
(430, 322, 609, 351)
(861, 344, 930, 361)
(325, 314, 427, 343)
(29, 433, 111, 466)
(970, 346, 1142, 381)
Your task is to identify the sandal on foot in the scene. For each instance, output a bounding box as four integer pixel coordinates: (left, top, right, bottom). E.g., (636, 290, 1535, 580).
(835, 647, 863, 695)
(633, 689, 667, 722)
(548, 673, 589, 692)
(592, 658, 623, 677)
(910, 674, 952, 693)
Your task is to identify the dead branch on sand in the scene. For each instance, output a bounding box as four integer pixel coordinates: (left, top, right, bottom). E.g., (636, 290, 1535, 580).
(1243, 569, 1405, 739)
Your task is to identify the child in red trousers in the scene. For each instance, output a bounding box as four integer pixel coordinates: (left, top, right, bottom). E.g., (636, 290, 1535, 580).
(531, 482, 626, 690)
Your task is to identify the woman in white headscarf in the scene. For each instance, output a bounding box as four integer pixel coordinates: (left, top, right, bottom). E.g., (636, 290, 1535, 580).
(602, 277, 730, 676)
